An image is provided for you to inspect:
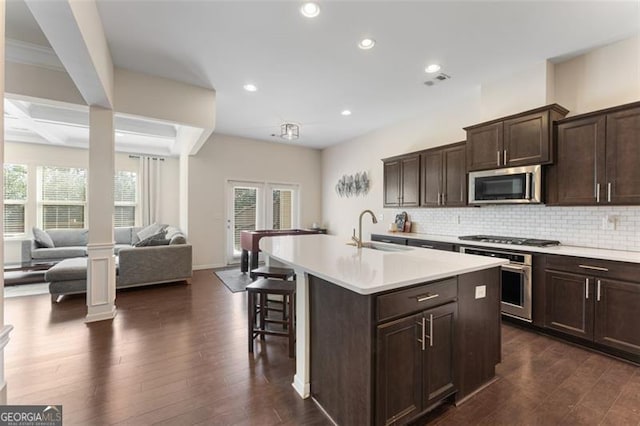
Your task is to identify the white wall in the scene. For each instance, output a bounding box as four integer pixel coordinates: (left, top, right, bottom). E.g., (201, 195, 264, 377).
(321, 35, 640, 251)
(188, 133, 322, 269)
(3, 141, 180, 262)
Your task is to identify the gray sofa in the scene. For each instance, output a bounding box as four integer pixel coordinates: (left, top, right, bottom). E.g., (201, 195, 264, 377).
(21, 226, 192, 301)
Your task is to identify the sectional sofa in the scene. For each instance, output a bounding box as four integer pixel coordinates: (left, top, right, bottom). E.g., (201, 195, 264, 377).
(21, 226, 192, 300)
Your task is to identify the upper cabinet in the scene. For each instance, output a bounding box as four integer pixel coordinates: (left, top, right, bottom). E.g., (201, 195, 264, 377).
(465, 104, 569, 172)
(421, 142, 466, 207)
(382, 153, 420, 207)
(548, 102, 640, 206)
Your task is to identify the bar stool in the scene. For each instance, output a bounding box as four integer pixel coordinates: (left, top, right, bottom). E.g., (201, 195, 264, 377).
(250, 266, 296, 281)
(247, 278, 296, 358)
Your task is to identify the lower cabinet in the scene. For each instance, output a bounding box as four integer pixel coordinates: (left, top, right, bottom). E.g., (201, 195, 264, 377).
(375, 303, 457, 426)
(545, 257, 640, 358)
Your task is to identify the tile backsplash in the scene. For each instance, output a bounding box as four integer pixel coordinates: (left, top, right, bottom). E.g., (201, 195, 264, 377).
(401, 205, 640, 252)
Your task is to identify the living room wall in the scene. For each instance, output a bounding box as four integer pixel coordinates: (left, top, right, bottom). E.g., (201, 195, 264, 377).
(3, 141, 180, 263)
(188, 133, 322, 269)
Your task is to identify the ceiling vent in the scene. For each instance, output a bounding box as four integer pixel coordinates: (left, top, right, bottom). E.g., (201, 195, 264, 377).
(424, 73, 451, 87)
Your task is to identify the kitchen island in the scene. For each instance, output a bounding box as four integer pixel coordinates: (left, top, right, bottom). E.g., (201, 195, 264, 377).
(260, 234, 508, 426)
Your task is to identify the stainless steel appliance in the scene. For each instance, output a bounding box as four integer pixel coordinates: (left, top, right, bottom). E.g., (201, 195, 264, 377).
(459, 235, 559, 247)
(468, 165, 542, 204)
(460, 246, 532, 322)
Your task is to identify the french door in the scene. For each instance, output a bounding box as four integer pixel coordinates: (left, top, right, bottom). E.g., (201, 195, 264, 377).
(226, 180, 299, 264)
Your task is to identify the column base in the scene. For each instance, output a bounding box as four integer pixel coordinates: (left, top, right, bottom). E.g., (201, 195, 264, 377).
(85, 305, 117, 323)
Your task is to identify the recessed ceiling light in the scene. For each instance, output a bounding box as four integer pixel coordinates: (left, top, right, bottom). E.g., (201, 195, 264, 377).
(341, 110, 352, 116)
(425, 64, 441, 73)
(300, 2, 320, 18)
(243, 83, 258, 92)
(358, 38, 376, 50)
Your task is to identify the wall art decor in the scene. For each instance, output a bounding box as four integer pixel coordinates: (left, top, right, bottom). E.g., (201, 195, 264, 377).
(335, 171, 370, 197)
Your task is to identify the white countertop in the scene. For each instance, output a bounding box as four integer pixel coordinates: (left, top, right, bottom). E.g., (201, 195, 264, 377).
(373, 232, 640, 264)
(259, 234, 507, 295)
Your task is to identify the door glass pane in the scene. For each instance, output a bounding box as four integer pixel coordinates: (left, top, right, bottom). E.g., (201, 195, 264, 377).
(233, 187, 257, 252)
(272, 189, 292, 230)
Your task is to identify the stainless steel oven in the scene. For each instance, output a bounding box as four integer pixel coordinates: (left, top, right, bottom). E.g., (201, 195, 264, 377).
(469, 165, 542, 204)
(460, 247, 532, 322)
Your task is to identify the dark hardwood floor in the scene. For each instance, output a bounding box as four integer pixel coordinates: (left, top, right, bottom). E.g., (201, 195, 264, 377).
(4, 270, 639, 425)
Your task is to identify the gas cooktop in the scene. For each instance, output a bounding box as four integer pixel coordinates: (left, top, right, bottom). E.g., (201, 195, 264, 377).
(458, 235, 560, 247)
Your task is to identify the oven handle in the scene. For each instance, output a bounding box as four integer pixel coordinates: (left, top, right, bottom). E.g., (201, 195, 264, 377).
(525, 173, 532, 200)
(501, 264, 529, 273)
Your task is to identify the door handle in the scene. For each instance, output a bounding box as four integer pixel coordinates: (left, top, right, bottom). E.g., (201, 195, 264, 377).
(416, 317, 426, 351)
(596, 183, 600, 203)
(496, 151, 501, 166)
(607, 182, 612, 203)
(597, 280, 601, 302)
(585, 278, 589, 299)
(503, 149, 507, 164)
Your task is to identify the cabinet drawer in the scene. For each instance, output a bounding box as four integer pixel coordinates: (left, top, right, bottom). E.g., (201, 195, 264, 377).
(371, 234, 408, 245)
(546, 255, 640, 282)
(377, 278, 457, 323)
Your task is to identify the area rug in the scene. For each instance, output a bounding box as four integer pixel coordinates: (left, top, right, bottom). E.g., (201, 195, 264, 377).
(214, 268, 253, 293)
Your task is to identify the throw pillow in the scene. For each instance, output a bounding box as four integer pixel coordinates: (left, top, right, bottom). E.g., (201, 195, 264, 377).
(136, 223, 167, 242)
(33, 227, 55, 248)
(134, 230, 167, 247)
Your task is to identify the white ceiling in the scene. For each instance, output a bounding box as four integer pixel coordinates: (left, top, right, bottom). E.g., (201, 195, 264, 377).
(6, 1, 640, 149)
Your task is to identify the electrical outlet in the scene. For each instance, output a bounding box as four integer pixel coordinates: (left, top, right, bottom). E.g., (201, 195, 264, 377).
(475, 285, 486, 299)
(378, 213, 384, 221)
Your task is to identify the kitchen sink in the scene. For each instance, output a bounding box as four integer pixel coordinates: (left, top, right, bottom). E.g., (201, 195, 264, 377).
(347, 241, 414, 252)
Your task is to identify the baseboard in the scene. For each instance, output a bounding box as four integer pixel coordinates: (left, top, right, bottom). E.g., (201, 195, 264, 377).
(193, 263, 225, 271)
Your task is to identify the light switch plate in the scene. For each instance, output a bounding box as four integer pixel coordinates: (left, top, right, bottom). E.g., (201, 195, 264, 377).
(475, 285, 486, 299)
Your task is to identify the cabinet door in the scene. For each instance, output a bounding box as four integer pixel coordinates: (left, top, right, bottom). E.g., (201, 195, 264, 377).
(466, 122, 503, 171)
(442, 145, 466, 206)
(503, 111, 550, 166)
(545, 271, 594, 340)
(594, 279, 640, 356)
(383, 160, 401, 207)
(423, 303, 457, 408)
(421, 150, 443, 207)
(376, 314, 423, 426)
(605, 106, 640, 204)
(401, 155, 420, 207)
(554, 116, 606, 205)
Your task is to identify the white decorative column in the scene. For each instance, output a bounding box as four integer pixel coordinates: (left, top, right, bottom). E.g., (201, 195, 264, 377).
(86, 106, 117, 322)
(292, 269, 311, 398)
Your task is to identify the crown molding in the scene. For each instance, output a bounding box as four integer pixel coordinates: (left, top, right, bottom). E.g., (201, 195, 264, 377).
(5, 38, 65, 72)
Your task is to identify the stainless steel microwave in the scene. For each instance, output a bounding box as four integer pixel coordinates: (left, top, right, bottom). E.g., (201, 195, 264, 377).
(468, 165, 542, 204)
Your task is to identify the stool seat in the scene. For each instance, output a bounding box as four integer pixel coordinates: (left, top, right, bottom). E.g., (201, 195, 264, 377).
(247, 278, 296, 358)
(250, 266, 296, 281)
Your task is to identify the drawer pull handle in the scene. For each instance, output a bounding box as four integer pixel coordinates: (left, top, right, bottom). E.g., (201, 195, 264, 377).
(420, 245, 434, 249)
(416, 293, 439, 302)
(578, 264, 609, 272)
(597, 279, 601, 302)
(381, 239, 392, 243)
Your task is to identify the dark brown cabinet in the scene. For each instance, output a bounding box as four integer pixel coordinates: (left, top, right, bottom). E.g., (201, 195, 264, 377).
(549, 102, 640, 206)
(407, 239, 455, 252)
(376, 303, 457, 426)
(544, 255, 640, 358)
(465, 104, 568, 172)
(383, 154, 420, 207)
(421, 142, 466, 207)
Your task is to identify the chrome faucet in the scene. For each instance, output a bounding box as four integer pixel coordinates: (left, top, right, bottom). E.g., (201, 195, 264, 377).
(352, 209, 378, 248)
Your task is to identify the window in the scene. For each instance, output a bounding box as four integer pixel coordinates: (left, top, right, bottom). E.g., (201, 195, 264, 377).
(39, 166, 87, 229)
(114, 171, 137, 227)
(4, 164, 28, 235)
